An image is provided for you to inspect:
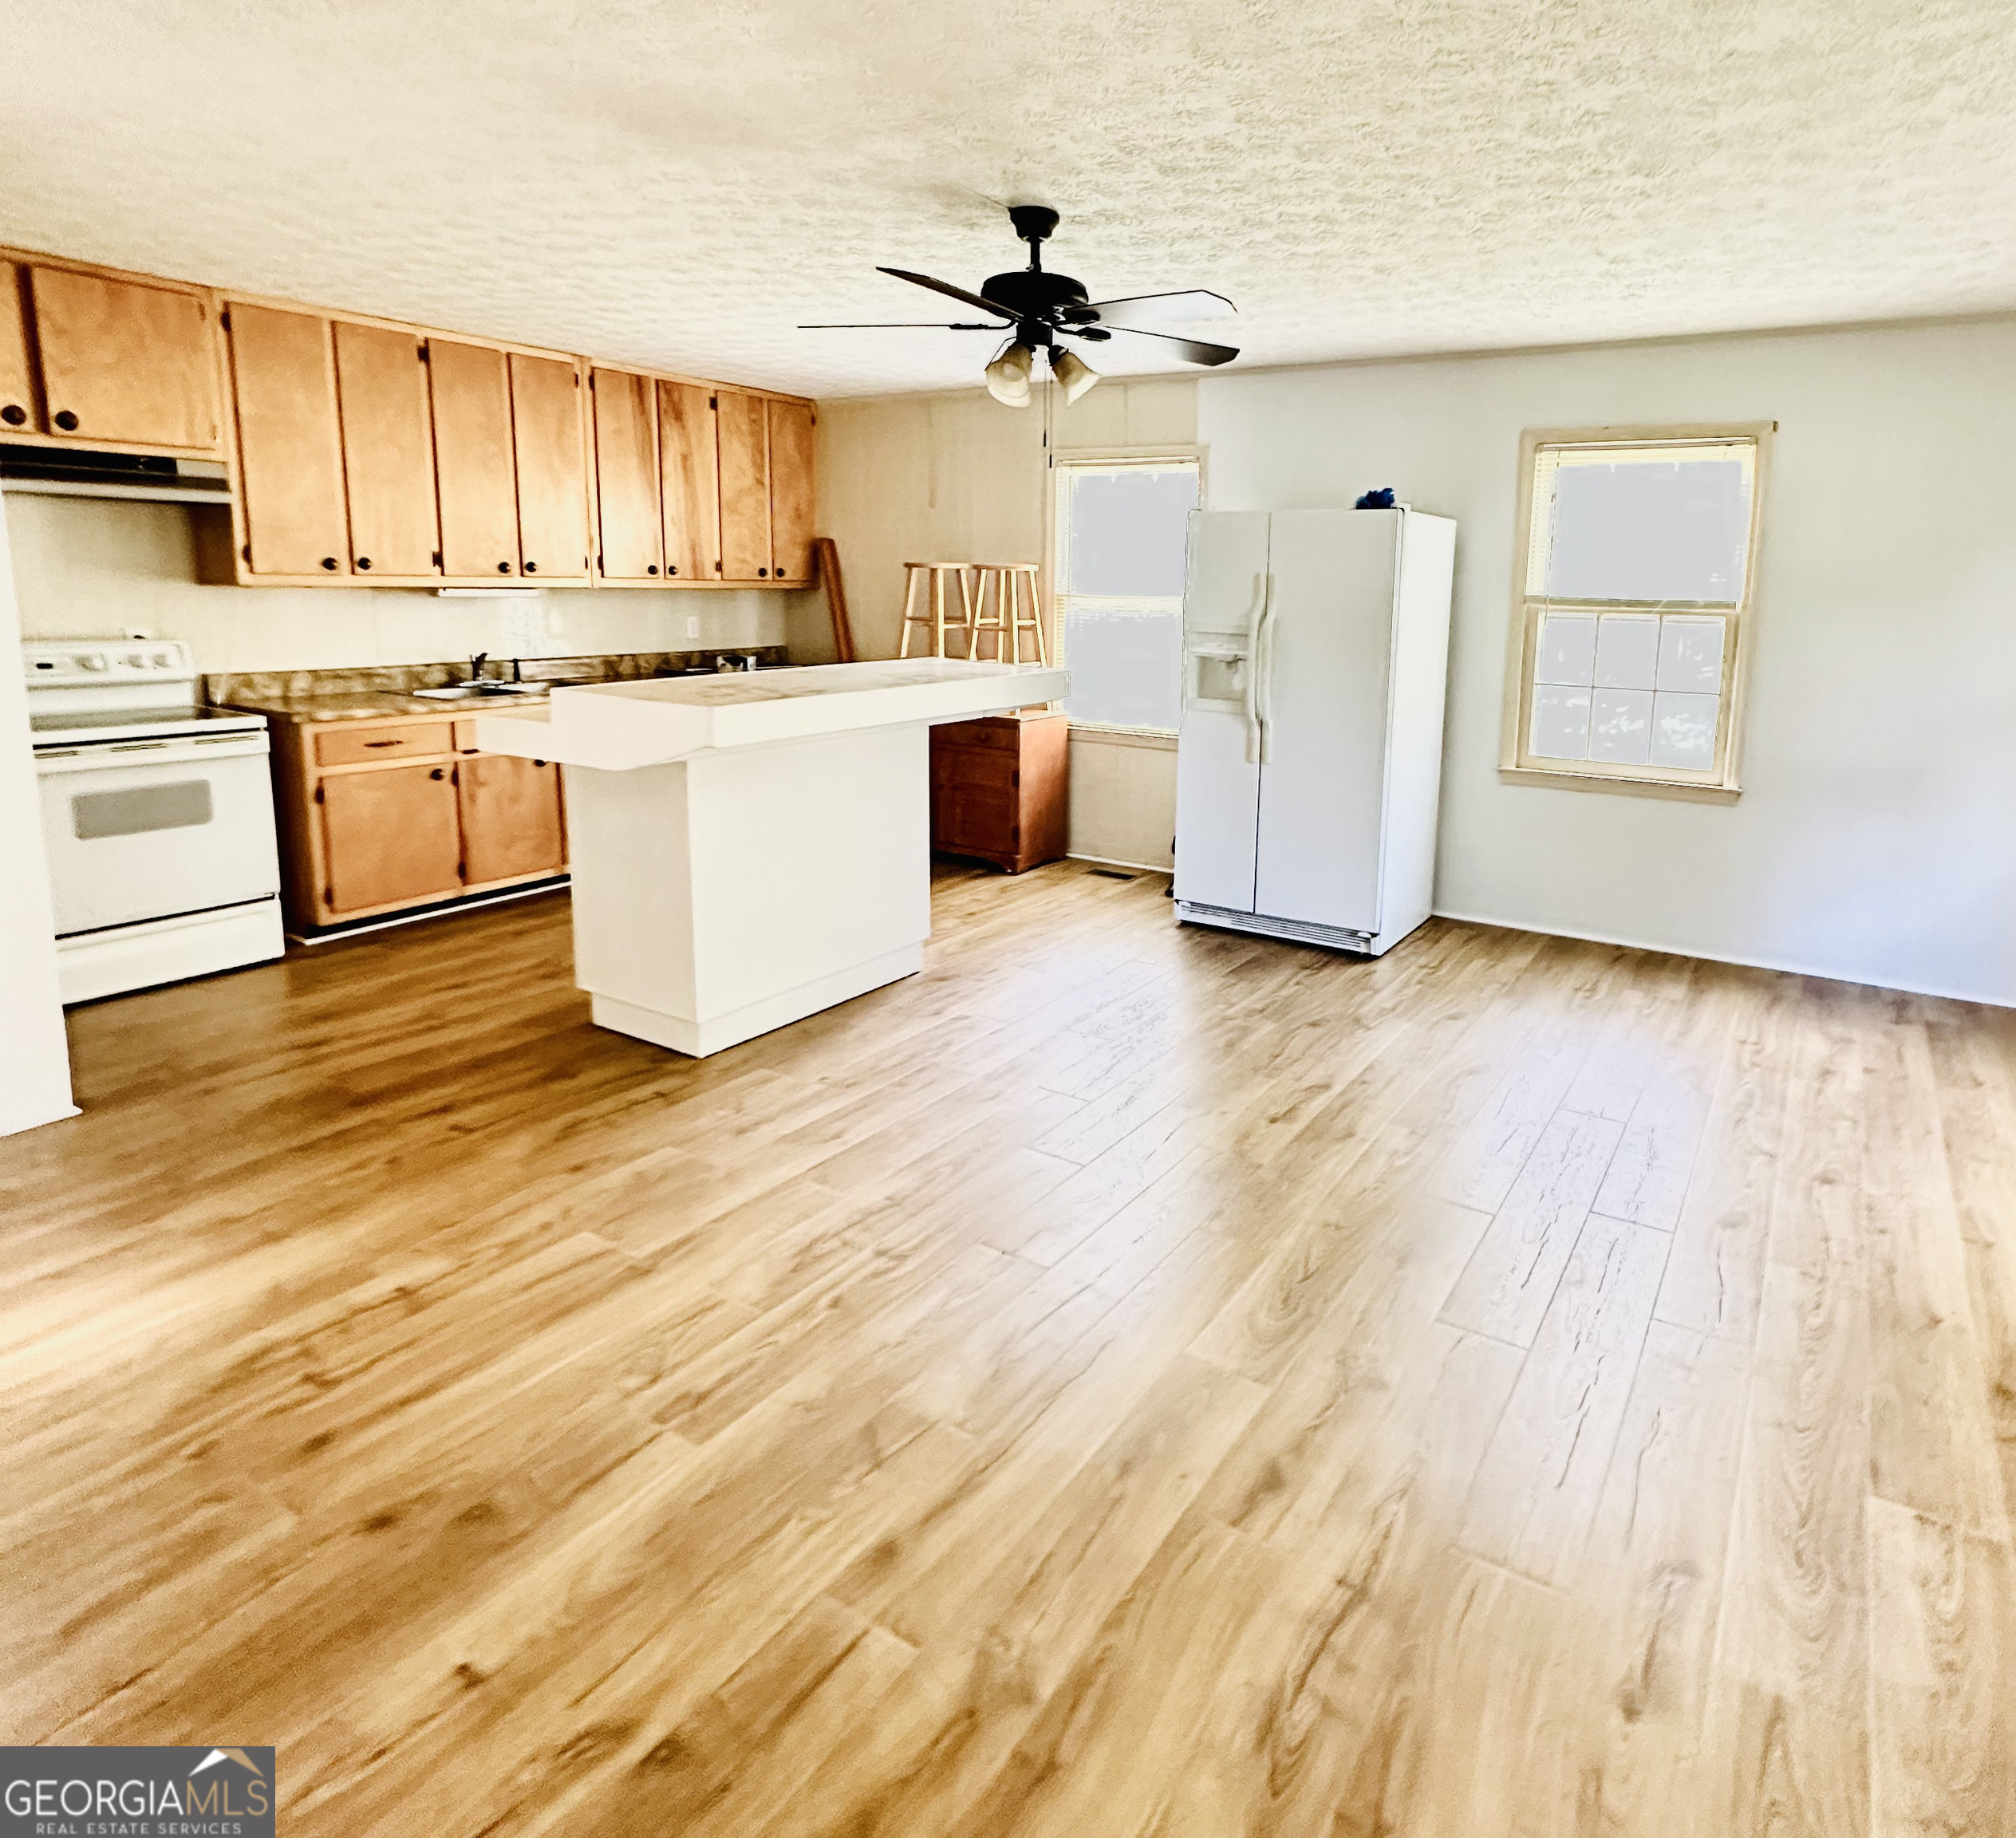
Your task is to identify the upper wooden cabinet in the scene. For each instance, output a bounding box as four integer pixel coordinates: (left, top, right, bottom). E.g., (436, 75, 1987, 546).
(428, 341, 521, 580)
(510, 354, 590, 581)
(0, 265, 34, 432)
(716, 389, 771, 582)
(333, 321, 439, 578)
(659, 381, 720, 582)
(29, 266, 222, 452)
(226, 303, 351, 579)
(767, 398, 816, 586)
(591, 369, 662, 581)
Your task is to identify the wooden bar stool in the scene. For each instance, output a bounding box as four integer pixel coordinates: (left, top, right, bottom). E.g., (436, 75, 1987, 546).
(898, 562, 980, 658)
(966, 563, 1047, 664)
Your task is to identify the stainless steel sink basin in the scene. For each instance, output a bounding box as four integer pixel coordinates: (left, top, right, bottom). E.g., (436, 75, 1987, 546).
(412, 682, 546, 701)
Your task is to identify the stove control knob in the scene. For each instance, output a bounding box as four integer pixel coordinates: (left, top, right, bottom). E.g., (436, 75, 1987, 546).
(79, 653, 108, 671)
(152, 651, 174, 669)
(126, 652, 148, 667)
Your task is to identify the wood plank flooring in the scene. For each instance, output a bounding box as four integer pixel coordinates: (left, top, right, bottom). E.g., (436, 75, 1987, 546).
(3, 860, 2014, 1835)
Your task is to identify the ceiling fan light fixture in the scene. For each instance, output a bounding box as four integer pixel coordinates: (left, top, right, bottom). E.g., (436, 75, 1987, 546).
(984, 340, 1035, 407)
(1050, 345, 1099, 405)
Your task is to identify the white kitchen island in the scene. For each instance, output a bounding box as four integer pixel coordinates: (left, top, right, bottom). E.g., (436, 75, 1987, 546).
(475, 658, 1068, 1056)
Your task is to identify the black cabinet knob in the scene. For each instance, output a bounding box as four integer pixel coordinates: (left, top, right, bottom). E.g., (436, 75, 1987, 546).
(53, 409, 78, 432)
(429, 767, 446, 781)
(497, 562, 511, 574)
(667, 564, 678, 576)
(758, 567, 769, 578)
(647, 565, 658, 576)
(355, 556, 372, 570)
(523, 561, 538, 574)
(321, 556, 339, 571)
(0, 404, 25, 426)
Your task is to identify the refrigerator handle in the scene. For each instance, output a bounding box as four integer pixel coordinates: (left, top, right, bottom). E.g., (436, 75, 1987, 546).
(1241, 570, 1266, 763)
(1250, 571, 1278, 764)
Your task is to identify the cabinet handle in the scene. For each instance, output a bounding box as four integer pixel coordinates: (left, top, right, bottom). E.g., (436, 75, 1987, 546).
(523, 561, 538, 574)
(429, 767, 446, 781)
(321, 557, 339, 571)
(355, 556, 372, 570)
(497, 562, 511, 574)
(647, 565, 659, 576)
(365, 739, 401, 748)
(667, 564, 678, 576)
(0, 404, 24, 426)
(53, 410, 79, 432)
(758, 567, 768, 578)
(533, 759, 549, 767)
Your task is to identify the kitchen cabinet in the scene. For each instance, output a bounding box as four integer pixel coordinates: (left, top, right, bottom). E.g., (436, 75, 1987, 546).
(429, 339, 520, 578)
(0, 264, 34, 431)
(767, 397, 816, 585)
(511, 354, 590, 580)
(658, 381, 720, 582)
(226, 303, 352, 578)
(592, 369, 662, 580)
(26, 266, 221, 452)
(716, 388, 771, 581)
(267, 713, 570, 931)
(458, 752, 566, 885)
(333, 320, 440, 578)
(929, 712, 1069, 874)
(318, 761, 464, 913)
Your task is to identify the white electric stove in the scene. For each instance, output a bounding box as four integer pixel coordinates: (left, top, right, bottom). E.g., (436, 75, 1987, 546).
(24, 638, 284, 1002)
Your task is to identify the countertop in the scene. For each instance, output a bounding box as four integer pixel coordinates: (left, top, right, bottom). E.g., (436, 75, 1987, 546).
(223, 670, 783, 725)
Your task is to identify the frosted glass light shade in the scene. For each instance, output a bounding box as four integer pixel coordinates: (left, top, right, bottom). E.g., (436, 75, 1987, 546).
(984, 342, 1034, 406)
(1050, 346, 1099, 404)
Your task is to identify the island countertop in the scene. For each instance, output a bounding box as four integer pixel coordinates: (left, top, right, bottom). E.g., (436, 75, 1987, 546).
(475, 657, 1068, 769)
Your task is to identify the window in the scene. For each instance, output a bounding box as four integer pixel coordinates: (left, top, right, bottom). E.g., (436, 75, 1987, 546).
(1053, 457, 1199, 734)
(1502, 426, 1768, 799)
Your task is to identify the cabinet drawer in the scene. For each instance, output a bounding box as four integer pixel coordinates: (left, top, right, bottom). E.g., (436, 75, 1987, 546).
(937, 718, 1019, 751)
(314, 721, 456, 767)
(937, 786, 1017, 854)
(932, 744, 1016, 791)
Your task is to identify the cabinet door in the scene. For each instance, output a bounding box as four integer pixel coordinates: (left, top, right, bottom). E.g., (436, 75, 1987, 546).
(716, 389, 771, 580)
(658, 381, 720, 582)
(333, 321, 439, 578)
(429, 340, 520, 578)
(767, 398, 816, 585)
(227, 304, 350, 578)
(0, 264, 34, 432)
(457, 753, 566, 885)
(318, 763, 463, 913)
(30, 267, 220, 451)
(511, 353, 590, 581)
(591, 369, 662, 580)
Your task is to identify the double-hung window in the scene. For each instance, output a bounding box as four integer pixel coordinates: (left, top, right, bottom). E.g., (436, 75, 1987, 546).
(1502, 426, 1768, 799)
(1052, 457, 1199, 736)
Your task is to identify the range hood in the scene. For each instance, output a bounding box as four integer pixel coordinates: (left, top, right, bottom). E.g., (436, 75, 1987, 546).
(0, 444, 231, 505)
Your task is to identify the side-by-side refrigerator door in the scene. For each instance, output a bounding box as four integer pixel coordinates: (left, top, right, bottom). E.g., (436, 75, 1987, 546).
(1174, 510, 1268, 911)
(1253, 509, 1399, 932)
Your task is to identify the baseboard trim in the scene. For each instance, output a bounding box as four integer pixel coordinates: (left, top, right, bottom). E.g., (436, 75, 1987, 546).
(0, 1100, 81, 1138)
(1067, 853, 1174, 874)
(1430, 908, 2013, 1010)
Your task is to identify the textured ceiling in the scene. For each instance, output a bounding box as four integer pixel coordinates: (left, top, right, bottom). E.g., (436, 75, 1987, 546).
(2, 0, 2012, 399)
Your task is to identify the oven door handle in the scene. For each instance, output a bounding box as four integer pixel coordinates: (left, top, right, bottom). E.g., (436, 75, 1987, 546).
(34, 735, 271, 774)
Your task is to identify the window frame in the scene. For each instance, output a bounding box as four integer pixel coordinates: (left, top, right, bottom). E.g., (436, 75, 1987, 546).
(1499, 421, 1773, 803)
(1048, 445, 1204, 741)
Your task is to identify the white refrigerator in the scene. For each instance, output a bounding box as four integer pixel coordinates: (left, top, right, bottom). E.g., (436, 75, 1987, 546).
(1174, 507, 1457, 956)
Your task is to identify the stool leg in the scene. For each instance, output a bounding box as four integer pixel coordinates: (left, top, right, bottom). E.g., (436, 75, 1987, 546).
(900, 564, 919, 659)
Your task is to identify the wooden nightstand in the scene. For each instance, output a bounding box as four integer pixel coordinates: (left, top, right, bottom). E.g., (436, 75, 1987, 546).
(929, 710, 1069, 874)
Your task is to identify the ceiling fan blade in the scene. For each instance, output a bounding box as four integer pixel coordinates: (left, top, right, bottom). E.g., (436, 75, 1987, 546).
(1104, 325, 1241, 366)
(1073, 289, 1237, 331)
(798, 321, 1006, 329)
(878, 266, 1019, 318)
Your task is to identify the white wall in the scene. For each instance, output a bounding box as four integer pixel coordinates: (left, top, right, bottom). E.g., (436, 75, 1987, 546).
(5, 495, 795, 672)
(805, 377, 1194, 869)
(1201, 316, 2016, 1004)
(0, 501, 78, 1136)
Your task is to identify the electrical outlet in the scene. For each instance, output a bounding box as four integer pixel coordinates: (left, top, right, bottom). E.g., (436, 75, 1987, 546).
(684, 615, 701, 639)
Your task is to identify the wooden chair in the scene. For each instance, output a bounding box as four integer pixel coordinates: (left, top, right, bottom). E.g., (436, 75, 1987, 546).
(966, 563, 1047, 664)
(898, 562, 980, 659)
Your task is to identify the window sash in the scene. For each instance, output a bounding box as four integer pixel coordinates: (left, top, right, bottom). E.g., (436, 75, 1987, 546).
(1503, 425, 1767, 796)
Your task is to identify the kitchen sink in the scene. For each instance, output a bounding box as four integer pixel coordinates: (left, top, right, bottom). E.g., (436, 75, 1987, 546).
(412, 682, 546, 701)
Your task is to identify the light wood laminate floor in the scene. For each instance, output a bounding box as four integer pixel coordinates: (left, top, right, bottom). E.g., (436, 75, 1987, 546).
(4, 862, 2014, 1836)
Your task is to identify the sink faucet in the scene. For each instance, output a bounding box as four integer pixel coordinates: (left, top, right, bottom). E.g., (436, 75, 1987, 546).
(468, 652, 488, 685)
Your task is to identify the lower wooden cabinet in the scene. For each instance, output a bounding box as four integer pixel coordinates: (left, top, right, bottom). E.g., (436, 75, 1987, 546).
(270, 714, 568, 930)
(929, 711, 1069, 874)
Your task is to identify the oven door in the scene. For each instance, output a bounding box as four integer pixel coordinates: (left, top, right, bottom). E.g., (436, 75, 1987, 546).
(34, 732, 281, 937)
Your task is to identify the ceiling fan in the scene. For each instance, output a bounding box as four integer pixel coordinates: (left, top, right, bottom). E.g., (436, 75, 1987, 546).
(800, 204, 1239, 406)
